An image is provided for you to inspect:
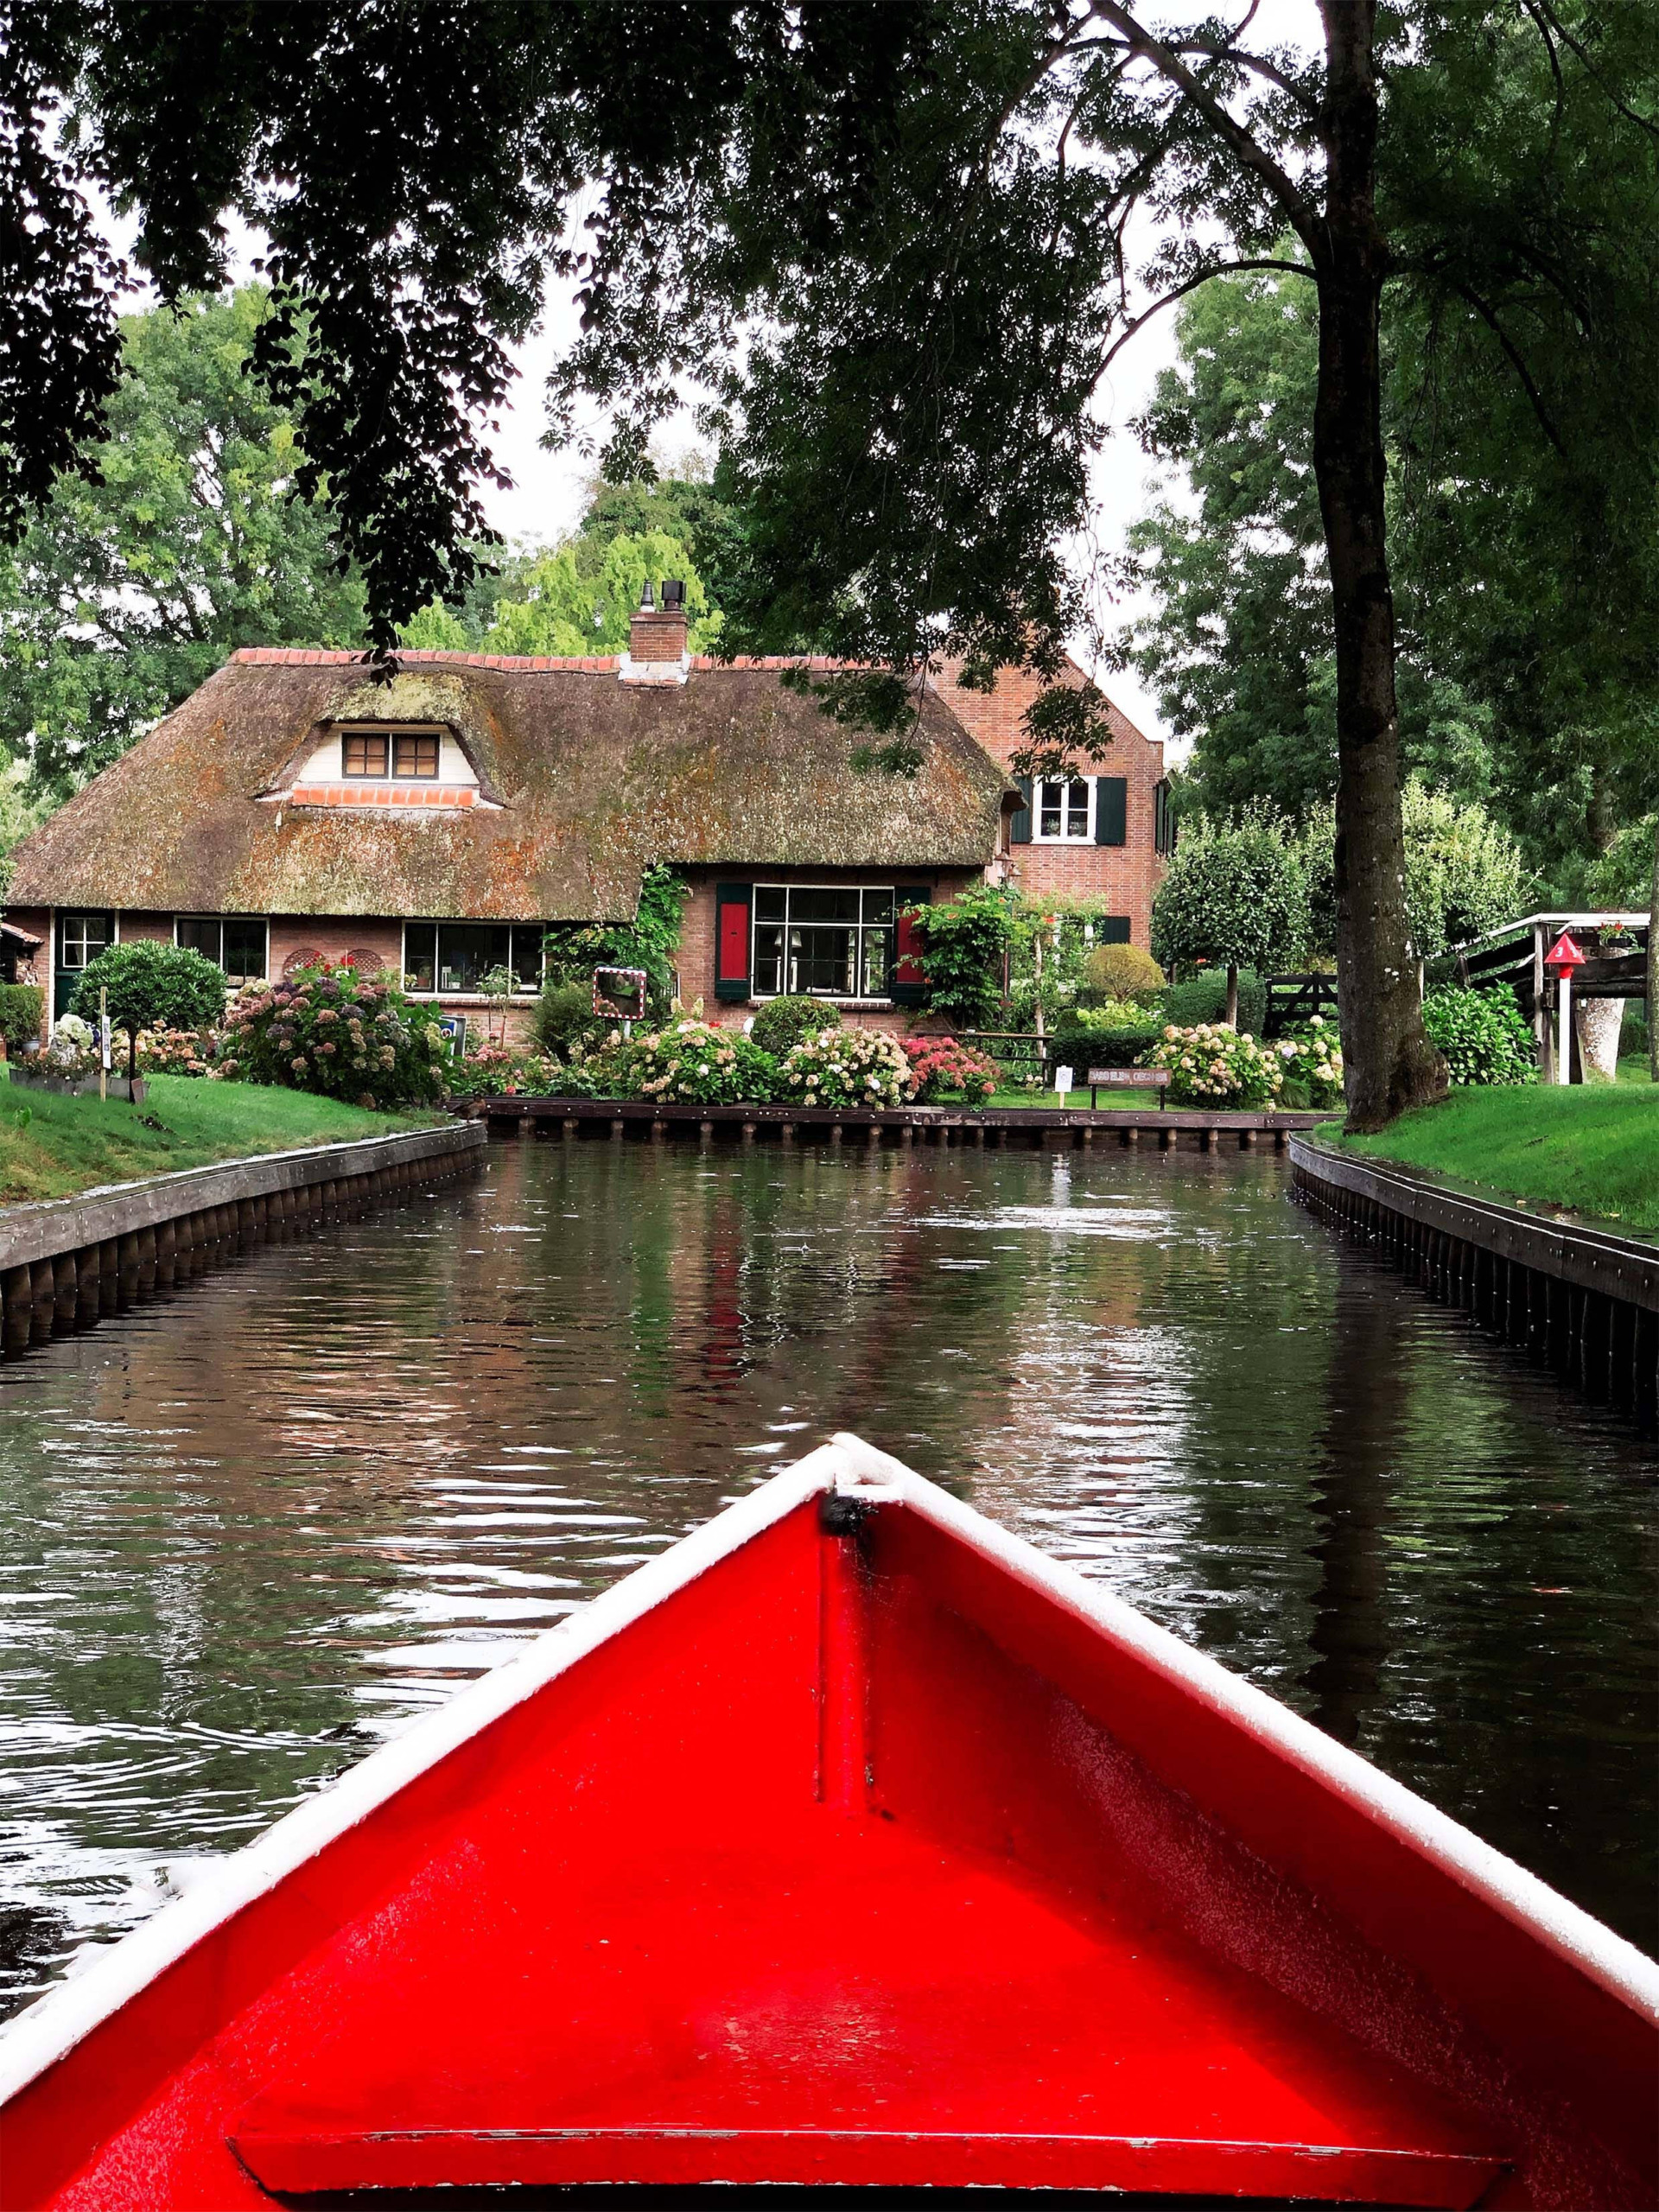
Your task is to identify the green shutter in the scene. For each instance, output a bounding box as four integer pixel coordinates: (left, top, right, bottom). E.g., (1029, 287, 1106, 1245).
(1009, 779, 1033, 845)
(1099, 916, 1131, 944)
(714, 881, 753, 1001)
(890, 884, 931, 1007)
(1095, 777, 1128, 846)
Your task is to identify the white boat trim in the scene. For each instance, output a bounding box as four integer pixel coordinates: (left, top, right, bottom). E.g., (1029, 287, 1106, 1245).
(1, 1433, 1653, 2113)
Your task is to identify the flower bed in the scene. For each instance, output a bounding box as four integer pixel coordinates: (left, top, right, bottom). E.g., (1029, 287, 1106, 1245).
(776, 1027, 915, 1109)
(903, 1036, 998, 1106)
(615, 1020, 781, 1107)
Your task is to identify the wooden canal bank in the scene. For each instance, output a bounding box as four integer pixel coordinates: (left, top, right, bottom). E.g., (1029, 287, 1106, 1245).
(1289, 1135, 1659, 1434)
(0, 1120, 484, 1358)
(467, 1096, 1334, 1151)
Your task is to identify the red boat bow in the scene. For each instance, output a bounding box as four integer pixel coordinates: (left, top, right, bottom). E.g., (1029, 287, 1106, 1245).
(1, 1436, 1654, 2209)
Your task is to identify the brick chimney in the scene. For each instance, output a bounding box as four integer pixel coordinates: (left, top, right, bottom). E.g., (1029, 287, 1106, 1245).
(621, 579, 689, 683)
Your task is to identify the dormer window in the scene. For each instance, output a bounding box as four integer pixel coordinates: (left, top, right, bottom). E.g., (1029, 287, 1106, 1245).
(343, 732, 389, 777)
(393, 733, 439, 779)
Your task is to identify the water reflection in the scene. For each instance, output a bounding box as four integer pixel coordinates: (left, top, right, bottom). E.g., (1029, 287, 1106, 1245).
(0, 1138, 1652, 2018)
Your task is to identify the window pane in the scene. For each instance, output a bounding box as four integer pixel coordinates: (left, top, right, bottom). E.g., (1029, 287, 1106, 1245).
(436, 923, 512, 993)
(1065, 781, 1090, 836)
(222, 918, 266, 984)
(176, 918, 220, 963)
(60, 914, 109, 968)
(343, 732, 387, 776)
(393, 733, 440, 778)
(753, 925, 785, 997)
(1038, 781, 1063, 837)
(861, 888, 894, 925)
(753, 887, 786, 923)
(510, 926, 543, 991)
(788, 925, 857, 995)
(404, 924, 437, 993)
(861, 928, 892, 997)
(789, 887, 861, 925)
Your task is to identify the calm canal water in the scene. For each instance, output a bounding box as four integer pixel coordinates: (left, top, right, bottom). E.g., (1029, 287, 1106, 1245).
(1, 1137, 1653, 2019)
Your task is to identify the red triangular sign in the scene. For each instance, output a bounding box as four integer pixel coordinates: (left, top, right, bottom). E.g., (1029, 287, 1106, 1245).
(1544, 931, 1585, 971)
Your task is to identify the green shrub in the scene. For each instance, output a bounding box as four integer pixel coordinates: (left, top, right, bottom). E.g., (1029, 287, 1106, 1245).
(542, 862, 690, 1017)
(531, 978, 607, 1061)
(1421, 986, 1535, 1086)
(1052, 1002, 1163, 1068)
(1145, 1023, 1283, 1108)
(0, 983, 43, 1053)
(905, 884, 1021, 1027)
(71, 941, 226, 1076)
(1620, 1004, 1649, 1063)
(751, 995, 843, 1057)
(1162, 967, 1268, 1037)
(221, 964, 448, 1107)
(1079, 943, 1164, 1006)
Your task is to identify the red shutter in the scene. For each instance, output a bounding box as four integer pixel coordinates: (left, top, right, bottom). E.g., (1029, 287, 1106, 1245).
(891, 885, 931, 1007)
(714, 882, 753, 1002)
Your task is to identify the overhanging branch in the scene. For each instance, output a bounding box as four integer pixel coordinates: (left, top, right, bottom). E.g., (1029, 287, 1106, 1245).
(1095, 257, 1315, 381)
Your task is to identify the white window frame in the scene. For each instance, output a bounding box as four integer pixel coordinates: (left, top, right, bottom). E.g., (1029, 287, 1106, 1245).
(1033, 776, 1096, 844)
(751, 884, 896, 1001)
(174, 916, 269, 986)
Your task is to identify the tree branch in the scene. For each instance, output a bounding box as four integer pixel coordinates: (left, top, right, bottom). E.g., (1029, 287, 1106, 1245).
(1095, 257, 1315, 381)
(1084, 0, 1322, 250)
(1446, 278, 1567, 455)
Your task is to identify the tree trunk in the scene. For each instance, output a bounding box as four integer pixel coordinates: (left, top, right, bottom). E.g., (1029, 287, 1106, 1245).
(1314, 0, 1445, 1132)
(1224, 964, 1239, 1028)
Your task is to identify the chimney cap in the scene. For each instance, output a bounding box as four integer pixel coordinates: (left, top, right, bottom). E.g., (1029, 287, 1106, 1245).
(638, 579, 655, 610)
(661, 579, 686, 609)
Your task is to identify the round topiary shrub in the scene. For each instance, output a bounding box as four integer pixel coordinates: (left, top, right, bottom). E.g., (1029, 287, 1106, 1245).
(71, 940, 227, 1077)
(532, 978, 605, 1061)
(1080, 943, 1165, 1007)
(750, 995, 843, 1058)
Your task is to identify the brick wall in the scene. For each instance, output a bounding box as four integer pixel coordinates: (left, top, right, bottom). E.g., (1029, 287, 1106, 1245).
(931, 662, 1166, 947)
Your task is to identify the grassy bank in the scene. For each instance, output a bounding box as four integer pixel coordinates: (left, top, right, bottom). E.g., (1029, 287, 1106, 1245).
(0, 1074, 440, 1205)
(1339, 1082, 1659, 1230)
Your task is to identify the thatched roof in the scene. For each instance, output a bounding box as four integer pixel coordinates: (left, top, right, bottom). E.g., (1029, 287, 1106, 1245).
(8, 651, 1014, 922)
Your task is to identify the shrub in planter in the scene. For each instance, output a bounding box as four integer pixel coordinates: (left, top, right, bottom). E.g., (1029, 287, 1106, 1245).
(0, 983, 43, 1055)
(617, 1020, 781, 1106)
(71, 940, 226, 1077)
(1271, 1015, 1344, 1109)
(777, 1027, 915, 1109)
(1421, 986, 1535, 1086)
(43, 1014, 97, 1076)
(222, 964, 447, 1108)
(1079, 943, 1165, 1007)
(1143, 1023, 1283, 1108)
(904, 1036, 998, 1106)
(751, 995, 842, 1057)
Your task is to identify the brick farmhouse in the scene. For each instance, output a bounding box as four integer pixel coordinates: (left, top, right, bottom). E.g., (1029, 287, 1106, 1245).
(3, 592, 1169, 1043)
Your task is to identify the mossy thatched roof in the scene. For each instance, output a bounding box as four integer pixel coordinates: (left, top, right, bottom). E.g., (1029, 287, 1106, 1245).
(9, 651, 1014, 921)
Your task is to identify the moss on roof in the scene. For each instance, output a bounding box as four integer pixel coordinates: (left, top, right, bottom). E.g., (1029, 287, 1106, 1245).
(10, 653, 1013, 922)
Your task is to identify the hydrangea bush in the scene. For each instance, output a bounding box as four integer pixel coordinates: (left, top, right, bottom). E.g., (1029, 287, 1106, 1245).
(222, 964, 447, 1108)
(777, 1027, 915, 1109)
(1422, 986, 1536, 1086)
(904, 1036, 998, 1106)
(136, 1027, 218, 1077)
(1272, 1014, 1345, 1108)
(43, 1014, 96, 1075)
(1143, 1022, 1284, 1109)
(618, 1019, 780, 1106)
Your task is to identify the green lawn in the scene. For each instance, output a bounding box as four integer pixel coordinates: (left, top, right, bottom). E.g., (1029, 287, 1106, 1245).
(1339, 1080, 1659, 1230)
(985, 1085, 1169, 1110)
(0, 1073, 440, 1206)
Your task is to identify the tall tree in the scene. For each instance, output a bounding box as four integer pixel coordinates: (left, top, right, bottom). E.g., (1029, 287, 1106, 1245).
(0, 285, 364, 793)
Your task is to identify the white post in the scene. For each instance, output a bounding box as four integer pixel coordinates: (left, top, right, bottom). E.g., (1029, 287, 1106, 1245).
(99, 986, 110, 1103)
(1556, 971, 1573, 1084)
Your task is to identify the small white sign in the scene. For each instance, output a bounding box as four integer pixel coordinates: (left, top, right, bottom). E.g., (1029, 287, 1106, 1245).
(99, 1011, 111, 1071)
(1053, 1063, 1075, 1100)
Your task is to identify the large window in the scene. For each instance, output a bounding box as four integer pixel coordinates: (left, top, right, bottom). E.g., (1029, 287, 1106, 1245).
(175, 916, 267, 985)
(1035, 778, 1094, 842)
(403, 922, 543, 995)
(752, 886, 893, 999)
